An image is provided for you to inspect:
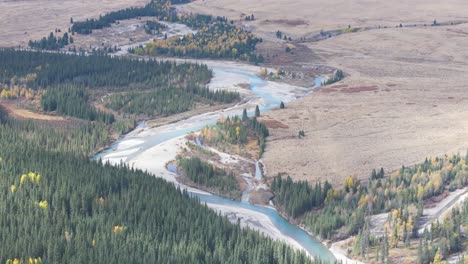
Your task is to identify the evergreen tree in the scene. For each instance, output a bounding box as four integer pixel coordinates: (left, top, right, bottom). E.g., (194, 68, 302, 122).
(242, 108, 248, 121)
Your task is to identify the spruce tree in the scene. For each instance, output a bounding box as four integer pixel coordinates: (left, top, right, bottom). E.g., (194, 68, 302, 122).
(242, 108, 248, 121)
(255, 105, 260, 117)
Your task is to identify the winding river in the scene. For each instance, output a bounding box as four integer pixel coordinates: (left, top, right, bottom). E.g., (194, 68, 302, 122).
(95, 66, 335, 262)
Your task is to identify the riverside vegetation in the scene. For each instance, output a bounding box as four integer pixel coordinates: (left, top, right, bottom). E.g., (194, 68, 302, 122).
(176, 110, 270, 200)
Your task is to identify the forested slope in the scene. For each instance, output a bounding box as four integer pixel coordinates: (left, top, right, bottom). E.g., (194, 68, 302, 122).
(0, 109, 317, 263)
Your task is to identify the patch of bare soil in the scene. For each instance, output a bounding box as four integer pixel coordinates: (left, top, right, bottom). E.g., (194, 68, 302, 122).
(424, 191, 450, 208)
(1, 100, 65, 122)
(341, 85, 379, 93)
(249, 189, 274, 205)
(262, 119, 289, 129)
(262, 19, 308, 27)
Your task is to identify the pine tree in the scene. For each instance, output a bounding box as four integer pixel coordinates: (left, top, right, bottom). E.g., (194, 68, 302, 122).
(255, 105, 260, 117)
(280, 101, 285, 109)
(242, 108, 248, 121)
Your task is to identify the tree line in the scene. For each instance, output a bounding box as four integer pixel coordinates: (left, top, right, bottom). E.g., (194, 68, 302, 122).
(0, 49, 212, 90)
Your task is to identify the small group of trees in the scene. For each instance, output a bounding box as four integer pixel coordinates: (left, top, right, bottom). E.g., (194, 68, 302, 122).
(245, 14, 255, 21)
(200, 109, 269, 158)
(298, 130, 305, 138)
(144, 20, 167, 35)
(323, 70, 344, 85)
(275, 30, 292, 41)
(28, 32, 73, 50)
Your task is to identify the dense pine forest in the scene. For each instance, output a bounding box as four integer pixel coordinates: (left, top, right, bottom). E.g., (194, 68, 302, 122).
(41, 85, 115, 124)
(105, 86, 239, 117)
(0, 50, 211, 90)
(0, 105, 321, 263)
(0, 50, 240, 119)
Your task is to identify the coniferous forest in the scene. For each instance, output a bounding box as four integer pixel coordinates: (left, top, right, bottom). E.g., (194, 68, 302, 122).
(0, 105, 318, 263)
(0, 49, 211, 90)
(0, 49, 240, 119)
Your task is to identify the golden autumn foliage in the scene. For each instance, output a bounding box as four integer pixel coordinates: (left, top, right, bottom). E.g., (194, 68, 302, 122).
(113, 225, 126, 233)
(0, 85, 37, 100)
(5, 257, 42, 264)
(35, 200, 48, 210)
(19, 172, 41, 186)
(143, 21, 262, 62)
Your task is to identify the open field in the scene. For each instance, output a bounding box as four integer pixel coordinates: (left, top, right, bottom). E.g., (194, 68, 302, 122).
(181, 0, 468, 39)
(261, 24, 468, 184)
(180, 0, 468, 186)
(0, 0, 147, 47)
